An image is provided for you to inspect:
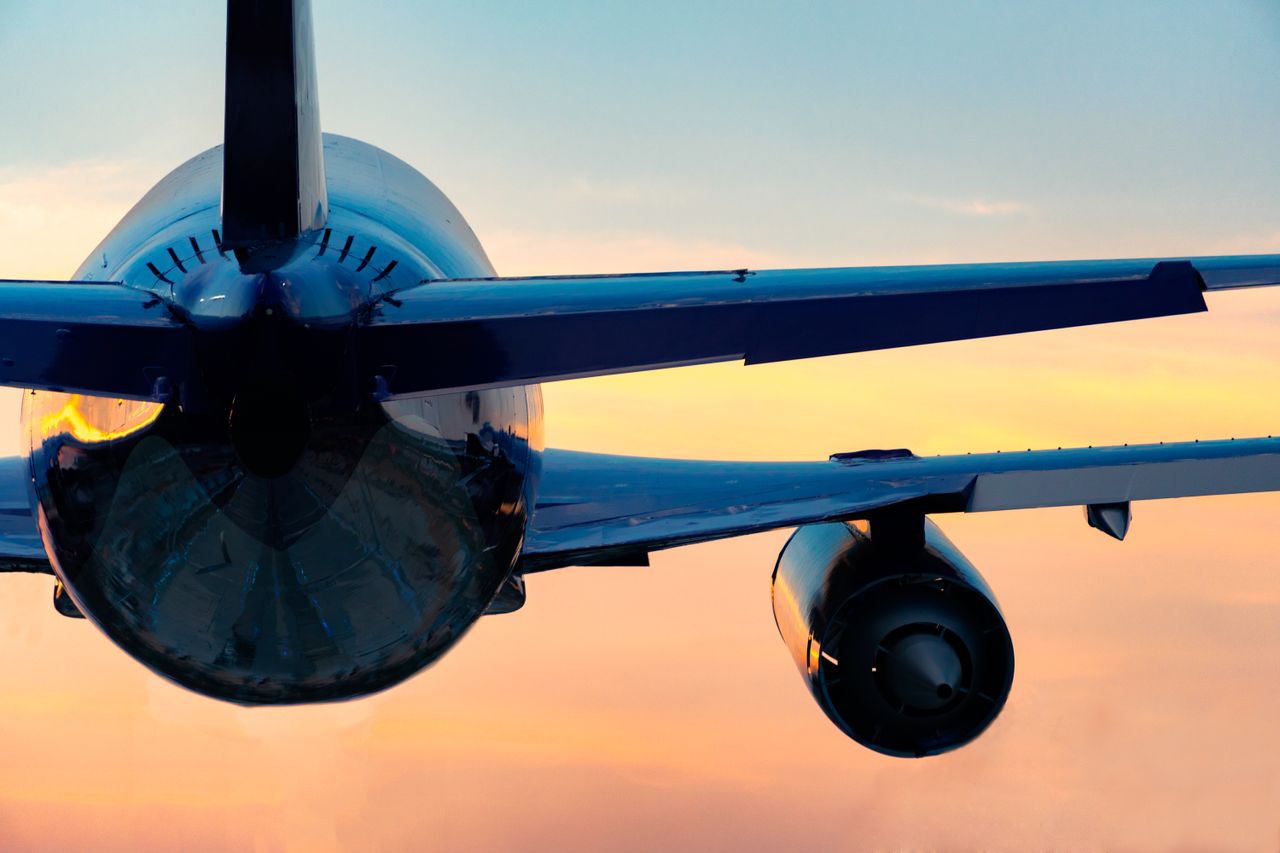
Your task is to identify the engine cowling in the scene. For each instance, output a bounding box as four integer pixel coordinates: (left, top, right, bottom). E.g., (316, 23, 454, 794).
(772, 519, 1014, 757)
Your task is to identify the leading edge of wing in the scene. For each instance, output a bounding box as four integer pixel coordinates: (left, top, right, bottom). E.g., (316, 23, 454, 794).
(359, 254, 1280, 396)
(523, 436, 1280, 570)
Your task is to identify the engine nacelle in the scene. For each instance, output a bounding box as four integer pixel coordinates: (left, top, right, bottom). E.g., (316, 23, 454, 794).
(772, 519, 1014, 757)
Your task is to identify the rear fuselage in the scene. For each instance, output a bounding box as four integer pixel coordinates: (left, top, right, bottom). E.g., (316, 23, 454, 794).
(22, 134, 543, 703)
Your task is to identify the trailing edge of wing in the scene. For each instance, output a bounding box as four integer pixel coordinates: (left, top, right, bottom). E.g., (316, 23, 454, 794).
(523, 436, 1280, 570)
(0, 281, 189, 400)
(360, 254, 1280, 396)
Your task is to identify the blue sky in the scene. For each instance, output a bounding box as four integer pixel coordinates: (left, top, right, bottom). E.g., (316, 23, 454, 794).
(2, 0, 1278, 277)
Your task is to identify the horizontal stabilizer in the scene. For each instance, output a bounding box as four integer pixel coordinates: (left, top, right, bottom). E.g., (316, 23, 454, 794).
(0, 281, 188, 400)
(524, 436, 1280, 570)
(360, 254, 1280, 397)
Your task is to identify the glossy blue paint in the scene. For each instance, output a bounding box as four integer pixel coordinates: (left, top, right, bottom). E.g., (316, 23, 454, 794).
(771, 519, 1014, 757)
(18, 134, 541, 704)
(0, 455, 47, 571)
(0, 281, 186, 399)
(221, 0, 327, 253)
(525, 437, 1280, 569)
(360, 256, 1280, 395)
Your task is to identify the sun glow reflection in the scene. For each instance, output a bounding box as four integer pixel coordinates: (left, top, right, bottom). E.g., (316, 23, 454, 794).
(29, 392, 164, 446)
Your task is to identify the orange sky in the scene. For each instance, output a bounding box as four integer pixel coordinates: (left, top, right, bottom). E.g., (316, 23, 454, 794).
(2, 284, 1279, 850)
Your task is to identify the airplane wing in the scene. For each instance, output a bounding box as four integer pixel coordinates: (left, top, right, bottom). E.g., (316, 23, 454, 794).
(0, 454, 50, 573)
(0, 280, 189, 400)
(359, 254, 1280, 396)
(522, 437, 1280, 571)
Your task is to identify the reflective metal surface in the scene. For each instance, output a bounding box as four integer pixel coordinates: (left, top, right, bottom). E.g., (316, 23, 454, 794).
(221, 0, 328, 251)
(524, 437, 1280, 570)
(771, 519, 1014, 757)
(0, 281, 188, 400)
(0, 455, 48, 571)
(360, 255, 1278, 396)
(26, 388, 534, 703)
(73, 133, 493, 294)
(21, 135, 542, 704)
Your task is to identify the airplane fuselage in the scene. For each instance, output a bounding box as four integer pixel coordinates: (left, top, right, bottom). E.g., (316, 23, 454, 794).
(22, 134, 542, 703)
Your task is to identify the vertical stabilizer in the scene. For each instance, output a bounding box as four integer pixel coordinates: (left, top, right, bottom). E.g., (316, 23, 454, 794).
(221, 0, 328, 259)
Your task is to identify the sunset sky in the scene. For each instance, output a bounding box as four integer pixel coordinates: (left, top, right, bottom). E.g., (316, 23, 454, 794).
(3, 1, 1280, 850)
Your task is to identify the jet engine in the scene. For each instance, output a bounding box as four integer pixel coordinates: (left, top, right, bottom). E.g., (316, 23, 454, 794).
(772, 518, 1014, 757)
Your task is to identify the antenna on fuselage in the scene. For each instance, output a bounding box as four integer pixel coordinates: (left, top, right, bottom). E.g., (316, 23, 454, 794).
(220, 0, 328, 270)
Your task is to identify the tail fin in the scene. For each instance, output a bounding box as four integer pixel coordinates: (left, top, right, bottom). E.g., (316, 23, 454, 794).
(220, 0, 328, 261)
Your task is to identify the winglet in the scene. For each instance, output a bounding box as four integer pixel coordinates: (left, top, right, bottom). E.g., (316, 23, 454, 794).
(221, 0, 328, 266)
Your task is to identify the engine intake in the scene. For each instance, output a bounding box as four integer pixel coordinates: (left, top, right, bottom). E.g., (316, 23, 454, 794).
(772, 519, 1014, 757)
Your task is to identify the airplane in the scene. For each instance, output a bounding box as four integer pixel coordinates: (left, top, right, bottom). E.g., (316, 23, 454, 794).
(1, 0, 1278, 759)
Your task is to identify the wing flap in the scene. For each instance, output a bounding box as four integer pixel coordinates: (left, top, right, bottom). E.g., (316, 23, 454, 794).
(360, 254, 1280, 396)
(524, 436, 1280, 570)
(967, 444, 1280, 510)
